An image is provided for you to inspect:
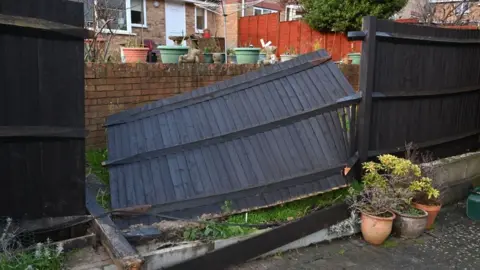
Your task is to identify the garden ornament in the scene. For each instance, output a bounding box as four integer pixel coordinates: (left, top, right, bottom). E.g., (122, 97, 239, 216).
(178, 48, 201, 63)
(262, 45, 277, 65)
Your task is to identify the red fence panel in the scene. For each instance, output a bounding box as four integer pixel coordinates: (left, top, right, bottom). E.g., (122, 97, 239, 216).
(238, 15, 362, 61)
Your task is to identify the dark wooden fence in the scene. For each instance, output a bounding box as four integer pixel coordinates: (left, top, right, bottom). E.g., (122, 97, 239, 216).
(349, 17, 480, 164)
(0, 0, 87, 219)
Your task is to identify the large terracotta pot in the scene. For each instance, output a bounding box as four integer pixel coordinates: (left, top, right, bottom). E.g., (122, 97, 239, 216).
(121, 47, 149, 63)
(361, 211, 396, 245)
(413, 203, 441, 229)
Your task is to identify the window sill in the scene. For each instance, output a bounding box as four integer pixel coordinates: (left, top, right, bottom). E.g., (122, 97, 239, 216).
(87, 28, 137, 36)
(132, 24, 149, 29)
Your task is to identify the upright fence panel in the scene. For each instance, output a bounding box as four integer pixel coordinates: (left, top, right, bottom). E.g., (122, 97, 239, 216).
(354, 17, 480, 163)
(0, 0, 87, 219)
(238, 15, 361, 61)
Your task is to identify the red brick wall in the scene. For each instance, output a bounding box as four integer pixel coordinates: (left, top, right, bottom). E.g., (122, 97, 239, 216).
(85, 63, 259, 148)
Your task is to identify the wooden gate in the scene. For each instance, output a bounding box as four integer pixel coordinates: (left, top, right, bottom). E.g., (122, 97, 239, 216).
(0, 0, 88, 219)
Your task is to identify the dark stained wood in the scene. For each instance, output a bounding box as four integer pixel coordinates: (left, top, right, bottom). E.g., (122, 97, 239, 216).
(132, 153, 358, 216)
(105, 57, 333, 127)
(105, 95, 361, 167)
(356, 16, 377, 165)
(0, 0, 86, 219)
(359, 17, 480, 159)
(164, 203, 350, 270)
(86, 182, 143, 269)
(0, 126, 85, 138)
(0, 13, 92, 39)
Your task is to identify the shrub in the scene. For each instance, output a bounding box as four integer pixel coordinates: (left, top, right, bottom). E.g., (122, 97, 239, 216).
(301, 0, 407, 32)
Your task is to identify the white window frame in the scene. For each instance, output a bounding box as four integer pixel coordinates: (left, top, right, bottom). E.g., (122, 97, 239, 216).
(84, 0, 149, 35)
(195, 7, 208, 33)
(285, 4, 301, 21)
(253, 7, 278, 15)
(131, 0, 148, 28)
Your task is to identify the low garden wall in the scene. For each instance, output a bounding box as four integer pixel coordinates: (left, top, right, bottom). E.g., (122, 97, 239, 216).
(423, 150, 480, 205)
(84, 63, 360, 149)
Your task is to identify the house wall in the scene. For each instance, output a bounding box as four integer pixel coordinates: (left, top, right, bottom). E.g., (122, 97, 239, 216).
(90, 0, 223, 62)
(84, 62, 360, 149)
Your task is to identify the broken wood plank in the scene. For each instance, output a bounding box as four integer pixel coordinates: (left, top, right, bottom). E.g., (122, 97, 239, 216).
(164, 202, 350, 270)
(85, 182, 143, 270)
(0, 126, 86, 138)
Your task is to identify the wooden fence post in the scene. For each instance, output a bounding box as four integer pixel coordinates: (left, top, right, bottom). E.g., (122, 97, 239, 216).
(357, 16, 377, 167)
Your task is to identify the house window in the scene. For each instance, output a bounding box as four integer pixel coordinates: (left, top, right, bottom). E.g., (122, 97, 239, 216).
(131, 0, 147, 27)
(285, 5, 301, 21)
(83, 0, 147, 34)
(253, 7, 277, 16)
(195, 7, 207, 32)
(455, 1, 469, 16)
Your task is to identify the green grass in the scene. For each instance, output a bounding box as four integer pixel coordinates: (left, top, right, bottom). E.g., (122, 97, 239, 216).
(86, 149, 110, 210)
(0, 245, 65, 270)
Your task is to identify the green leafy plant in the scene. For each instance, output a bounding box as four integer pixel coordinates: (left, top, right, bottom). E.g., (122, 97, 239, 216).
(221, 200, 233, 214)
(86, 149, 110, 209)
(301, 0, 407, 32)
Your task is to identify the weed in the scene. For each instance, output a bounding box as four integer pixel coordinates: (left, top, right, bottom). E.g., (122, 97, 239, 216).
(86, 149, 110, 209)
(1, 218, 65, 270)
(338, 248, 345, 255)
(382, 239, 398, 248)
(182, 223, 255, 241)
(221, 201, 233, 214)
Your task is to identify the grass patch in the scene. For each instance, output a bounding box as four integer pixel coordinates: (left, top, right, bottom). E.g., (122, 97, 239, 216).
(86, 149, 110, 210)
(183, 182, 362, 241)
(227, 181, 362, 225)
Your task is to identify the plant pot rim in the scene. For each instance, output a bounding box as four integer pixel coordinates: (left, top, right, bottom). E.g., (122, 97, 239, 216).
(391, 208, 428, 219)
(361, 210, 396, 221)
(234, 47, 261, 51)
(413, 202, 442, 211)
(157, 45, 189, 49)
(348, 52, 361, 56)
(122, 47, 150, 51)
(281, 54, 298, 56)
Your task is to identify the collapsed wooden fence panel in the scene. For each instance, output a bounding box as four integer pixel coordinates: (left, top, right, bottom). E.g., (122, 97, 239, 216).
(0, 0, 87, 219)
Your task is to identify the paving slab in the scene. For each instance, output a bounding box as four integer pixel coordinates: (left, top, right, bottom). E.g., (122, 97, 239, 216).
(231, 202, 480, 270)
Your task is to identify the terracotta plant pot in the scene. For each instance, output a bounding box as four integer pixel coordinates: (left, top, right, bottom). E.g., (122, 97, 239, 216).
(413, 203, 441, 229)
(361, 211, 396, 245)
(121, 47, 150, 63)
(392, 209, 428, 239)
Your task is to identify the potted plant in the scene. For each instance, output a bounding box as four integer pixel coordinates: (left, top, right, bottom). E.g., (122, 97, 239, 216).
(121, 37, 149, 63)
(366, 155, 429, 239)
(227, 48, 236, 64)
(158, 36, 190, 63)
(259, 48, 267, 62)
(348, 164, 397, 245)
(204, 46, 213, 63)
(411, 177, 441, 229)
(280, 46, 298, 62)
(234, 44, 261, 64)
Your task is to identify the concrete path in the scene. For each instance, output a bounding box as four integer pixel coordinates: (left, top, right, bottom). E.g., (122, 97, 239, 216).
(232, 202, 480, 270)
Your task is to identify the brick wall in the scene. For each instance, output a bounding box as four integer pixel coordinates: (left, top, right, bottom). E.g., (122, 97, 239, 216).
(85, 63, 259, 148)
(85, 62, 360, 149)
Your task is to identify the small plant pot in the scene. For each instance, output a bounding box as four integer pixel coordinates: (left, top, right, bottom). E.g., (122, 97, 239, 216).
(204, 53, 214, 63)
(121, 47, 150, 63)
(280, 54, 298, 62)
(259, 53, 267, 61)
(360, 211, 396, 245)
(413, 203, 441, 229)
(212, 53, 226, 64)
(392, 209, 428, 239)
(157, 45, 189, 64)
(228, 55, 237, 64)
(234, 48, 260, 64)
(347, 53, 361, 65)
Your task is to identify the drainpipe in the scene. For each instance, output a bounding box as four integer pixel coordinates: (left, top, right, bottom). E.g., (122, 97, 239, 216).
(241, 0, 245, 17)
